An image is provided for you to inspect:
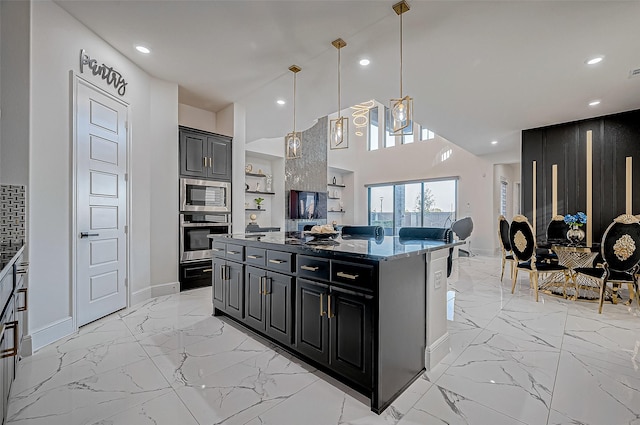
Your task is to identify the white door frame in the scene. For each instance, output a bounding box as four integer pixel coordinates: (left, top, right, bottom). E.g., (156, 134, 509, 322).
(71, 72, 131, 330)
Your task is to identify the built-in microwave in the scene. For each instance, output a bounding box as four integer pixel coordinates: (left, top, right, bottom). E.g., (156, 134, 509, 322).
(180, 178, 231, 213)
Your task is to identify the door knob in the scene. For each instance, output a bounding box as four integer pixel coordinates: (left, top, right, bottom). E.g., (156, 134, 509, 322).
(80, 232, 100, 238)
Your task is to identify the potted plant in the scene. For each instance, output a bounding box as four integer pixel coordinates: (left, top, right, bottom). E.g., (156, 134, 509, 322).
(564, 212, 587, 244)
(254, 197, 264, 209)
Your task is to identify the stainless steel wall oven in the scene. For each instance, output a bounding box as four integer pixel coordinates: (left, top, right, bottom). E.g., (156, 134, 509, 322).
(179, 213, 231, 263)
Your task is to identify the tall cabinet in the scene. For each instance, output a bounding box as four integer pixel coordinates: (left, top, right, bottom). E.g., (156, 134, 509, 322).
(179, 126, 232, 181)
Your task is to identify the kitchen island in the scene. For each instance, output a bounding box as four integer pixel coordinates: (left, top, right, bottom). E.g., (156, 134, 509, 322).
(209, 232, 457, 413)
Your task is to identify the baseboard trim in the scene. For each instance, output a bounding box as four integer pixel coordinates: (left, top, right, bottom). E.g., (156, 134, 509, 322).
(131, 286, 152, 307)
(31, 316, 74, 352)
(425, 331, 450, 370)
(21, 334, 33, 358)
(151, 281, 179, 298)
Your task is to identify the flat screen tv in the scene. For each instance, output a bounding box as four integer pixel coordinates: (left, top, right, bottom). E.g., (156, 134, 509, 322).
(289, 190, 327, 220)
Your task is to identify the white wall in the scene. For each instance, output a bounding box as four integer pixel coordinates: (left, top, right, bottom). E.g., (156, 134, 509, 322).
(178, 103, 216, 133)
(150, 80, 179, 297)
(328, 109, 496, 254)
(0, 0, 30, 186)
(493, 163, 520, 250)
(30, 0, 178, 349)
(217, 104, 234, 138)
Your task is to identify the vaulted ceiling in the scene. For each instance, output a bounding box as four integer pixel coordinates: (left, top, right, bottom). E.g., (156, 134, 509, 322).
(56, 0, 640, 161)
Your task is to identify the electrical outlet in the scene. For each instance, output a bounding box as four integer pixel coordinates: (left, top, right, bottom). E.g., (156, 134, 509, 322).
(434, 270, 443, 289)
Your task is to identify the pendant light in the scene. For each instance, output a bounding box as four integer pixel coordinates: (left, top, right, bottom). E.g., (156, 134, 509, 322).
(390, 0, 413, 135)
(285, 65, 302, 159)
(330, 38, 348, 150)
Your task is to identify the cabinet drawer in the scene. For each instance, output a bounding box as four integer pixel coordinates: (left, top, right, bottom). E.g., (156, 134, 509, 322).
(331, 261, 374, 288)
(211, 241, 226, 257)
(226, 244, 244, 261)
(267, 250, 294, 273)
(246, 247, 266, 267)
(298, 256, 329, 282)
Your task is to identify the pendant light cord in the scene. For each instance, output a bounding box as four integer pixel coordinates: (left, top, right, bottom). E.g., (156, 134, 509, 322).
(293, 72, 296, 135)
(399, 11, 403, 98)
(338, 46, 341, 119)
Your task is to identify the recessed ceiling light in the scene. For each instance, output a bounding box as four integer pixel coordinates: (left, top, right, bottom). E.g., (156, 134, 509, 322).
(491, 140, 498, 145)
(585, 56, 603, 65)
(276, 99, 286, 105)
(359, 59, 370, 66)
(135, 45, 151, 54)
(589, 100, 601, 107)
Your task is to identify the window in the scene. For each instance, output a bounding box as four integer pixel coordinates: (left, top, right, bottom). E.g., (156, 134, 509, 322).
(384, 107, 396, 148)
(420, 127, 435, 141)
(368, 107, 379, 151)
(500, 180, 508, 217)
(368, 178, 458, 235)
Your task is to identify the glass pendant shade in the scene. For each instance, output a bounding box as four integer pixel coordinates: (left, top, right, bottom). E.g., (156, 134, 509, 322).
(390, 1, 413, 136)
(285, 65, 302, 159)
(330, 38, 348, 150)
(330, 116, 348, 149)
(390, 95, 413, 134)
(285, 131, 301, 159)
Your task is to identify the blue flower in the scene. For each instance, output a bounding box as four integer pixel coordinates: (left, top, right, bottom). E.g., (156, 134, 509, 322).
(564, 212, 587, 226)
(564, 214, 575, 225)
(576, 212, 587, 224)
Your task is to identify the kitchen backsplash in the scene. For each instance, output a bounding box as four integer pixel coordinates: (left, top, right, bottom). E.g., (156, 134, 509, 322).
(1, 185, 26, 242)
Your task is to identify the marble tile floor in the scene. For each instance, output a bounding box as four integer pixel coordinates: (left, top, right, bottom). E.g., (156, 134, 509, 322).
(6, 255, 640, 425)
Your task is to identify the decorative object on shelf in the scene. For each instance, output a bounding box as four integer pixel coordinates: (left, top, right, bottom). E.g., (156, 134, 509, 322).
(255, 182, 261, 191)
(245, 163, 253, 173)
(245, 202, 250, 208)
(339, 202, 344, 211)
(254, 197, 264, 209)
(390, 0, 413, 136)
(333, 189, 339, 198)
(245, 183, 250, 191)
(265, 174, 273, 192)
(330, 38, 348, 150)
(332, 176, 337, 184)
(285, 65, 302, 159)
(258, 168, 263, 174)
(249, 213, 258, 224)
(564, 212, 587, 245)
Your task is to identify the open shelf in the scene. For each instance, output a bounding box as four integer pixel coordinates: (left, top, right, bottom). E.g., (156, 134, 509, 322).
(246, 172, 267, 177)
(328, 210, 346, 213)
(245, 190, 276, 195)
(245, 208, 265, 211)
(328, 197, 340, 200)
(327, 183, 346, 188)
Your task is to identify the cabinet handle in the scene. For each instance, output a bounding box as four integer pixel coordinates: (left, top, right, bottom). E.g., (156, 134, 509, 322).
(327, 295, 335, 319)
(301, 265, 319, 272)
(212, 248, 223, 252)
(247, 255, 262, 259)
(17, 287, 27, 312)
(227, 250, 240, 255)
(209, 157, 213, 168)
(337, 271, 358, 280)
(265, 278, 272, 295)
(203, 156, 207, 167)
(202, 269, 212, 273)
(269, 259, 285, 264)
(259, 276, 265, 295)
(0, 321, 18, 358)
(320, 293, 325, 317)
(16, 268, 28, 275)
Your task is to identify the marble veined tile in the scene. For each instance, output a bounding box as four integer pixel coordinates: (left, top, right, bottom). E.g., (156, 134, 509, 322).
(119, 290, 211, 320)
(562, 311, 640, 369)
(547, 408, 591, 425)
(442, 321, 484, 366)
(550, 350, 640, 425)
(149, 324, 271, 388)
(6, 359, 171, 425)
(90, 391, 199, 425)
(435, 329, 559, 425)
(11, 335, 149, 400)
(484, 297, 568, 349)
(398, 384, 528, 425)
(175, 349, 319, 425)
(244, 378, 395, 425)
(121, 308, 211, 340)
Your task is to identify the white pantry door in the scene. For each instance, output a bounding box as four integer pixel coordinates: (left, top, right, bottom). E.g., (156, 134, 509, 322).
(76, 78, 128, 327)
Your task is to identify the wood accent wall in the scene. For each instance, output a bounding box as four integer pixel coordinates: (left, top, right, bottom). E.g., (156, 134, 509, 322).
(522, 109, 640, 243)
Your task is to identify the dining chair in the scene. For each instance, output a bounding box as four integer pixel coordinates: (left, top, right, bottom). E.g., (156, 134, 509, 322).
(451, 216, 473, 256)
(573, 214, 640, 313)
(497, 215, 515, 281)
(510, 215, 570, 301)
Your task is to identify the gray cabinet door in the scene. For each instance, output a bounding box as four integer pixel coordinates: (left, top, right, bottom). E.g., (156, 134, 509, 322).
(225, 261, 244, 320)
(245, 266, 267, 330)
(265, 271, 293, 345)
(212, 257, 225, 311)
(179, 129, 208, 178)
(296, 278, 329, 364)
(207, 136, 231, 181)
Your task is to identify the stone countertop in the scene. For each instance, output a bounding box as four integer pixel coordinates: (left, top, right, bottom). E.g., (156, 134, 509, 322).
(210, 231, 462, 262)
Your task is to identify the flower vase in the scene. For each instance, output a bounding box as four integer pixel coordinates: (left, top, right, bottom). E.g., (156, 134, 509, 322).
(566, 225, 585, 245)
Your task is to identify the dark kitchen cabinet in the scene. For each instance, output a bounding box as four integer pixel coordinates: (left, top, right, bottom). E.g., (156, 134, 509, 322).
(296, 279, 372, 388)
(1, 298, 16, 421)
(180, 261, 213, 291)
(179, 126, 231, 181)
(245, 266, 293, 346)
(212, 256, 244, 321)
